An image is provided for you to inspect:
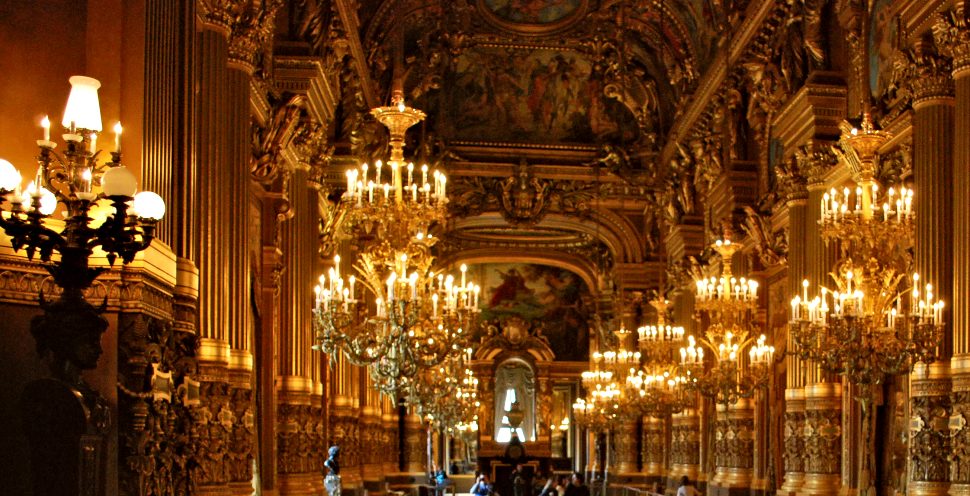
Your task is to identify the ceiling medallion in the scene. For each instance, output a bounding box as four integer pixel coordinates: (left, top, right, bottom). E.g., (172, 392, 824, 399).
(477, 0, 588, 36)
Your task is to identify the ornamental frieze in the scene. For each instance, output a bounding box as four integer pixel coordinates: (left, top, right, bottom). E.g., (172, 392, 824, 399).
(803, 408, 841, 475)
(783, 410, 805, 473)
(910, 391, 951, 482)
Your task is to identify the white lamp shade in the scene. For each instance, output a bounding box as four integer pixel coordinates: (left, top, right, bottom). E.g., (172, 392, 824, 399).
(101, 166, 138, 197)
(38, 187, 57, 215)
(0, 159, 21, 191)
(133, 191, 165, 220)
(61, 76, 103, 131)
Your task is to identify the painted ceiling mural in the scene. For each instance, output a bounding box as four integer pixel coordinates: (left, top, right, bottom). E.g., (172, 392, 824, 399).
(468, 262, 591, 362)
(440, 47, 640, 144)
(481, 0, 584, 25)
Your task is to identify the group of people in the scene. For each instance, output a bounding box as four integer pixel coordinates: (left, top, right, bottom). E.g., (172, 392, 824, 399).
(470, 466, 590, 496)
(469, 466, 697, 496)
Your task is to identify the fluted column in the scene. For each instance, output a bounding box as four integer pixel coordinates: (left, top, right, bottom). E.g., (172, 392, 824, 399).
(276, 167, 317, 496)
(192, 24, 234, 495)
(936, 7, 970, 490)
(905, 37, 956, 496)
(781, 166, 809, 495)
(711, 399, 754, 494)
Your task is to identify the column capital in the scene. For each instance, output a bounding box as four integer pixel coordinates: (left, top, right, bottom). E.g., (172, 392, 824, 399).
(934, 7, 970, 76)
(899, 39, 955, 104)
(795, 141, 838, 187)
(226, 0, 283, 74)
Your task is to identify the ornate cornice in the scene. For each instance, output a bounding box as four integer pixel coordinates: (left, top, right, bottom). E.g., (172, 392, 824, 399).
(226, 0, 283, 74)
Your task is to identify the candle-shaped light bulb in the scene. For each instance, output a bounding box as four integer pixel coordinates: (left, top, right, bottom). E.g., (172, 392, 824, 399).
(461, 263, 467, 288)
(41, 116, 51, 142)
(89, 133, 98, 154)
(113, 121, 122, 153)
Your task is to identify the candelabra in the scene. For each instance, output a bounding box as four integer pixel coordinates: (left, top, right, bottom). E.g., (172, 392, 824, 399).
(0, 75, 165, 496)
(789, 113, 944, 495)
(0, 75, 165, 379)
(681, 236, 774, 405)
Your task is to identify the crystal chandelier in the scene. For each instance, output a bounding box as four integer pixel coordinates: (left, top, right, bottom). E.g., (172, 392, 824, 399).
(789, 113, 942, 390)
(681, 235, 774, 404)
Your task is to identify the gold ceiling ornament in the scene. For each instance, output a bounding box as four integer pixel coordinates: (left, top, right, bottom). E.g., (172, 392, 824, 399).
(312, 245, 481, 396)
(341, 97, 446, 244)
(681, 234, 774, 405)
(789, 115, 944, 496)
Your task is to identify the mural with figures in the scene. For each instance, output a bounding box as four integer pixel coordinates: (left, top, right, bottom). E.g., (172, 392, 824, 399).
(440, 47, 639, 144)
(482, 0, 583, 24)
(468, 263, 590, 361)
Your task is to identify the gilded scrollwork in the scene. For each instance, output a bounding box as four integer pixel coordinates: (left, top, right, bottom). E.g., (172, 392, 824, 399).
(670, 421, 700, 466)
(783, 410, 805, 473)
(910, 382, 951, 482)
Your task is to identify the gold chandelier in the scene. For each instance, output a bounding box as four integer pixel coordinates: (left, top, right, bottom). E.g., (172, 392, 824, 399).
(681, 235, 774, 404)
(313, 97, 480, 396)
(626, 295, 691, 417)
(789, 114, 942, 390)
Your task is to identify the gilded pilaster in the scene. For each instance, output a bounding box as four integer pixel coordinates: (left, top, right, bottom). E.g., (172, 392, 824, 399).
(278, 376, 315, 496)
(800, 383, 841, 495)
(382, 397, 400, 474)
(909, 362, 951, 496)
(403, 410, 426, 473)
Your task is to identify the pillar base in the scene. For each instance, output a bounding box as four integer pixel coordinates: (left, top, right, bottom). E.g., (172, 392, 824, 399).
(948, 483, 970, 495)
(778, 472, 804, 496)
(799, 473, 841, 495)
(278, 472, 318, 496)
(908, 481, 950, 496)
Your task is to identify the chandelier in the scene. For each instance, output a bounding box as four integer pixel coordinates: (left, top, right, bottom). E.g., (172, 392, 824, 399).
(626, 295, 691, 417)
(0, 76, 164, 380)
(681, 235, 774, 404)
(341, 97, 447, 242)
(313, 97, 479, 395)
(789, 113, 942, 390)
(788, 113, 944, 495)
(312, 248, 480, 395)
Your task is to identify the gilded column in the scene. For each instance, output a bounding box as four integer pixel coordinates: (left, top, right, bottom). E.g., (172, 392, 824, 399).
(614, 419, 639, 475)
(909, 363, 952, 496)
(800, 383, 842, 495)
(800, 145, 844, 496)
(670, 408, 700, 484)
(711, 400, 754, 494)
(640, 416, 664, 478)
(193, 16, 234, 494)
(362, 386, 384, 492)
(904, 36, 956, 496)
(935, 7, 970, 491)
(779, 151, 809, 495)
(403, 408, 426, 473)
(276, 166, 317, 496)
(382, 396, 400, 474)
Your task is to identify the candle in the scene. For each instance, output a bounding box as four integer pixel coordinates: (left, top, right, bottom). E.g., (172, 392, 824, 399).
(440, 175, 447, 198)
(368, 181, 374, 203)
(461, 264, 467, 288)
(422, 164, 428, 185)
(346, 170, 355, 196)
(113, 121, 122, 153)
(89, 133, 98, 154)
(412, 183, 418, 202)
(432, 293, 438, 318)
(348, 275, 356, 301)
(41, 115, 50, 142)
(362, 163, 369, 182)
(383, 183, 390, 200)
(376, 160, 382, 184)
(387, 273, 396, 301)
(407, 162, 414, 186)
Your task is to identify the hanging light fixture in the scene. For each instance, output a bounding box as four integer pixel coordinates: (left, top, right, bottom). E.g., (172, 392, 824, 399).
(680, 232, 774, 404)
